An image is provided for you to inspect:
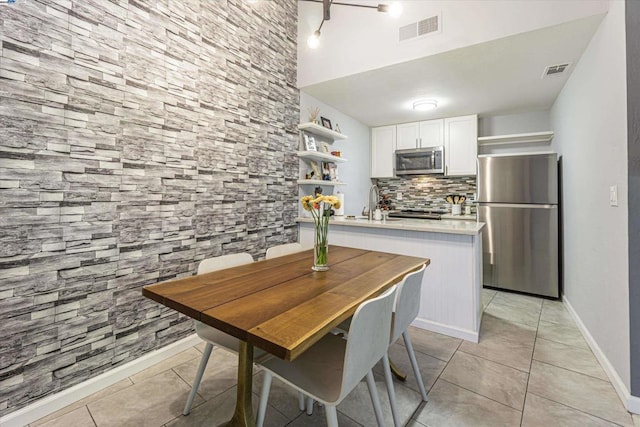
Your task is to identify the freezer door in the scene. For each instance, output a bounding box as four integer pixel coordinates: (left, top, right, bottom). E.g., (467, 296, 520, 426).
(479, 203, 559, 298)
(477, 154, 558, 204)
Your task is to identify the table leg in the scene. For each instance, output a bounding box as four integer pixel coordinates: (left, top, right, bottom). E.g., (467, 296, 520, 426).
(224, 341, 254, 427)
(389, 358, 407, 382)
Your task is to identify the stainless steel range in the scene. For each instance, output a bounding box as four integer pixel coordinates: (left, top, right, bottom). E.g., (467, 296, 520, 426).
(388, 209, 447, 220)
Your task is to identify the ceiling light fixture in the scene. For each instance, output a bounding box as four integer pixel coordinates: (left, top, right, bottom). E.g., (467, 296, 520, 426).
(302, 0, 402, 49)
(412, 99, 438, 111)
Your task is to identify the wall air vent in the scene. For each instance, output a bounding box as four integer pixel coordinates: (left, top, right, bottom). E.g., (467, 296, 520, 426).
(399, 13, 441, 42)
(542, 63, 571, 78)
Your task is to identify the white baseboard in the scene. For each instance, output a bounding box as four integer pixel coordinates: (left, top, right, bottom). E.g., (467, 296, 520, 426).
(412, 317, 479, 343)
(0, 334, 202, 427)
(563, 297, 637, 415)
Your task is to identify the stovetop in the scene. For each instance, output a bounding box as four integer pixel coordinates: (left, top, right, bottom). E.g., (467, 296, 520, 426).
(388, 209, 448, 220)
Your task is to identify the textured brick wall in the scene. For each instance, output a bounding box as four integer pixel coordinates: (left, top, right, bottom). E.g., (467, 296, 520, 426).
(376, 176, 477, 212)
(0, 0, 298, 416)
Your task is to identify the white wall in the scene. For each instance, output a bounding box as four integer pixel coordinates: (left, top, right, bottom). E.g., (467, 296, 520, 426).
(478, 110, 554, 155)
(299, 92, 371, 216)
(479, 111, 551, 137)
(550, 0, 629, 391)
(298, 0, 609, 87)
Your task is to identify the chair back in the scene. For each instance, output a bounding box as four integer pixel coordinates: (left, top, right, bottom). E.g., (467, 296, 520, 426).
(391, 264, 427, 343)
(198, 253, 254, 274)
(265, 243, 303, 259)
(338, 285, 397, 402)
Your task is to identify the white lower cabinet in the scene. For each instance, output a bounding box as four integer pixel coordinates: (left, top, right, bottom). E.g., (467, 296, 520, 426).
(371, 125, 396, 178)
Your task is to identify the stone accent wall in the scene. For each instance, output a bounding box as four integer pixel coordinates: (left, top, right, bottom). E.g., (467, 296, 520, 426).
(0, 0, 298, 416)
(375, 176, 477, 212)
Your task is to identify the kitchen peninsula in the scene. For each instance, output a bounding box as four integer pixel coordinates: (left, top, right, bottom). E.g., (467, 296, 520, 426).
(298, 217, 485, 342)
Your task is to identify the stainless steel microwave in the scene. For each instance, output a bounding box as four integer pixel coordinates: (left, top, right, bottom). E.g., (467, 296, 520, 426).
(395, 146, 444, 175)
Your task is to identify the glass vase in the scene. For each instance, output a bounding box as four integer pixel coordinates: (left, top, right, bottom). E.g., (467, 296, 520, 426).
(313, 239, 328, 271)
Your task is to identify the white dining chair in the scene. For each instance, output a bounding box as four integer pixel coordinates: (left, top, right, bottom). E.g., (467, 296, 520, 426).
(183, 252, 273, 416)
(265, 242, 304, 259)
(256, 285, 398, 427)
(334, 264, 428, 427)
(384, 264, 429, 425)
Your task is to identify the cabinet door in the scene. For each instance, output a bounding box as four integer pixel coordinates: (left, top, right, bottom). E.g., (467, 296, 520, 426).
(396, 122, 419, 150)
(419, 119, 444, 148)
(371, 125, 396, 178)
(444, 115, 478, 176)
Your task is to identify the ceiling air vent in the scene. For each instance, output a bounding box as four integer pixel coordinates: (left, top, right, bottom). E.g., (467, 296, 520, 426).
(542, 63, 571, 78)
(418, 16, 439, 36)
(399, 13, 441, 42)
(399, 22, 417, 42)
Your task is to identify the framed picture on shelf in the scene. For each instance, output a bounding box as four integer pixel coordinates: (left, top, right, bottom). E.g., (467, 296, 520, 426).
(320, 142, 330, 153)
(304, 134, 317, 151)
(320, 117, 332, 130)
(328, 162, 338, 181)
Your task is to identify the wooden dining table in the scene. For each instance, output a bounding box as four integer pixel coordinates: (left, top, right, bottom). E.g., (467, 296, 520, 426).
(142, 245, 429, 426)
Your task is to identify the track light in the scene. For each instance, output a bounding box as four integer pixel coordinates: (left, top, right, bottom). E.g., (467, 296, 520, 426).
(304, 1, 402, 50)
(307, 30, 321, 49)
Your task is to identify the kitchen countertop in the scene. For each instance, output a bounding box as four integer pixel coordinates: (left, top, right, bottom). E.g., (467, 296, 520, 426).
(440, 213, 477, 221)
(297, 216, 485, 236)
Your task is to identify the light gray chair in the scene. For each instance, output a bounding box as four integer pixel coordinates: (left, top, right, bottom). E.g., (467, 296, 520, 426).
(383, 264, 429, 426)
(334, 264, 428, 427)
(256, 285, 398, 427)
(265, 242, 304, 259)
(183, 253, 273, 415)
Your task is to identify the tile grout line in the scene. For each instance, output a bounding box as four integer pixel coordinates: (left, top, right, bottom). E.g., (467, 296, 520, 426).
(526, 390, 628, 427)
(408, 335, 463, 424)
(438, 378, 524, 413)
(519, 295, 544, 426)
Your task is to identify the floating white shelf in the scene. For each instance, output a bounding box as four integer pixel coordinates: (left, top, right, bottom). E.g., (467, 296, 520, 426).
(298, 122, 348, 141)
(477, 131, 554, 146)
(298, 179, 346, 186)
(296, 151, 347, 163)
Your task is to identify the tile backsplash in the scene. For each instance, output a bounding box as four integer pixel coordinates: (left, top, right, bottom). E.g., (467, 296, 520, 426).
(375, 175, 477, 213)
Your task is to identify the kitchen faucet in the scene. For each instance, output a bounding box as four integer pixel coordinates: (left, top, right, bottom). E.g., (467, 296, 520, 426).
(368, 185, 380, 221)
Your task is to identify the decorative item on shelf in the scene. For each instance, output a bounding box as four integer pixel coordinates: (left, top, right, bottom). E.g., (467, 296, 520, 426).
(310, 161, 321, 178)
(321, 162, 331, 181)
(307, 107, 320, 124)
(335, 123, 341, 133)
(320, 142, 330, 153)
(301, 193, 342, 271)
(330, 150, 341, 157)
(327, 162, 338, 181)
(304, 134, 317, 151)
(320, 116, 332, 130)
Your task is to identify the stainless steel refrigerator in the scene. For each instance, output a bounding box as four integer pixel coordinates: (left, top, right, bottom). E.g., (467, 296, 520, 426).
(477, 153, 560, 298)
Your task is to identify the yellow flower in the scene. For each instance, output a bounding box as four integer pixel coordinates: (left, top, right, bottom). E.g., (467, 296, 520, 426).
(301, 195, 314, 211)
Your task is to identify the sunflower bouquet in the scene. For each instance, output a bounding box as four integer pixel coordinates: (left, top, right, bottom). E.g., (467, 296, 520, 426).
(301, 194, 342, 270)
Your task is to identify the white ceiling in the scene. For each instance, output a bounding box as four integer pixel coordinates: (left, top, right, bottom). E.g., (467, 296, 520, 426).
(299, 14, 605, 127)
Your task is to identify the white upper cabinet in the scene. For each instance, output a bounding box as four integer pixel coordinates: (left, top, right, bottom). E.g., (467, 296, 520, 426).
(396, 122, 419, 150)
(396, 119, 444, 150)
(419, 119, 445, 148)
(444, 114, 478, 176)
(371, 125, 396, 178)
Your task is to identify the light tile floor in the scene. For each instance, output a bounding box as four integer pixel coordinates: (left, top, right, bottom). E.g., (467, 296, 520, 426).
(31, 289, 636, 426)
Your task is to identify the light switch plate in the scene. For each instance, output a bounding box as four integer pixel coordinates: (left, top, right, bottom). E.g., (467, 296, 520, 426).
(610, 185, 618, 207)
